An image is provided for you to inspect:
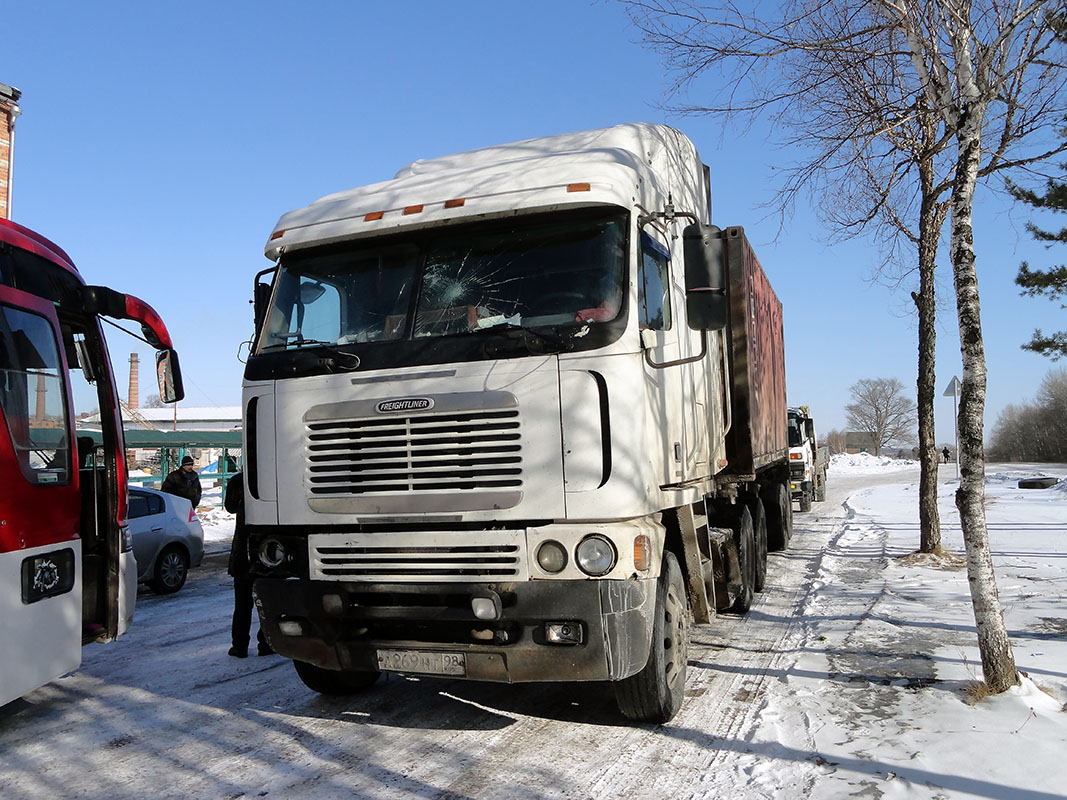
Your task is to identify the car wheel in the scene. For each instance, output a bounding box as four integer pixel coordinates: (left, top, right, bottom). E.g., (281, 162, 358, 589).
(614, 551, 689, 723)
(150, 544, 189, 594)
(293, 659, 381, 695)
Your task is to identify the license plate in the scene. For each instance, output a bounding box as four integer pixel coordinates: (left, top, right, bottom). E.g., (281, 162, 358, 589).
(377, 649, 467, 676)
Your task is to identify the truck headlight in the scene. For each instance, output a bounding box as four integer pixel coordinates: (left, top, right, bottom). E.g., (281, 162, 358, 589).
(536, 540, 568, 573)
(258, 538, 287, 569)
(576, 535, 616, 576)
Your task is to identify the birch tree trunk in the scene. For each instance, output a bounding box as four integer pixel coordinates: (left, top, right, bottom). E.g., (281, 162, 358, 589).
(915, 146, 943, 554)
(951, 112, 1019, 692)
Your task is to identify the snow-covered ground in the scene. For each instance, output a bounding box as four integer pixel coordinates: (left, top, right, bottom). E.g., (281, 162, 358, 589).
(1, 460, 1065, 798)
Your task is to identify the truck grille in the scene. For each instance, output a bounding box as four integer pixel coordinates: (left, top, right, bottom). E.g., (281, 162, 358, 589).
(308, 531, 529, 582)
(306, 409, 523, 495)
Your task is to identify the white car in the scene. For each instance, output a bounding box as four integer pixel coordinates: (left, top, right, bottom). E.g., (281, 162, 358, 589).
(127, 486, 205, 594)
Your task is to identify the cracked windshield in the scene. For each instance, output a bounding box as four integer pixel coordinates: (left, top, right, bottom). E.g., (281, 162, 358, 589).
(259, 210, 627, 351)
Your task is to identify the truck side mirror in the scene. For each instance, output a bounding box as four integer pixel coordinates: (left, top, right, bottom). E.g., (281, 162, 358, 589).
(682, 223, 727, 331)
(156, 348, 185, 403)
(253, 266, 277, 336)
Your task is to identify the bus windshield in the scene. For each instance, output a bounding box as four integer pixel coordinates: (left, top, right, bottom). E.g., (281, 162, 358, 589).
(259, 209, 627, 352)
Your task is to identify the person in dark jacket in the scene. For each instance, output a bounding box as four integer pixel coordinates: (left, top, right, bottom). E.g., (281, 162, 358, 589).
(161, 455, 202, 508)
(225, 472, 272, 658)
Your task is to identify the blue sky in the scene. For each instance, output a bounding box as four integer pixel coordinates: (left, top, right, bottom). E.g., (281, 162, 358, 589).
(3, 1, 1063, 445)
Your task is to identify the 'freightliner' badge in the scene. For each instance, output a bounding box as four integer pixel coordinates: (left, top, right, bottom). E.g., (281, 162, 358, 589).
(376, 398, 434, 413)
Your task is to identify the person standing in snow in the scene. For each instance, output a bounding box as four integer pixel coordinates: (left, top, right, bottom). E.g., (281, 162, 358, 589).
(161, 455, 202, 508)
(225, 472, 273, 658)
(942, 447, 950, 463)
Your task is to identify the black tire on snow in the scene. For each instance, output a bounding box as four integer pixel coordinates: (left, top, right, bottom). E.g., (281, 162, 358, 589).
(762, 481, 792, 552)
(744, 496, 768, 593)
(150, 544, 189, 594)
(799, 487, 813, 513)
(815, 471, 827, 502)
(728, 506, 756, 614)
(614, 551, 690, 724)
(293, 659, 381, 695)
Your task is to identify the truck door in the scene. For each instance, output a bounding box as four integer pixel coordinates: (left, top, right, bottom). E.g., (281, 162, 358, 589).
(638, 231, 687, 485)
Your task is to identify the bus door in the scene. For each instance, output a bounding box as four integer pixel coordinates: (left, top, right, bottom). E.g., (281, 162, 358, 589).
(0, 286, 82, 705)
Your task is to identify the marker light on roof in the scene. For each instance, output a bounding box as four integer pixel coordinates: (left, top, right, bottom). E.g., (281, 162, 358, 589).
(364, 211, 384, 221)
(444, 198, 466, 208)
(403, 204, 424, 215)
(567, 183, 591, 192)
(270, 230, 285, 240)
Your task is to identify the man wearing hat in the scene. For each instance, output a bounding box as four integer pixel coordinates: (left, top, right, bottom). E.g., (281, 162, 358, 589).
(161, 454, 202, 508)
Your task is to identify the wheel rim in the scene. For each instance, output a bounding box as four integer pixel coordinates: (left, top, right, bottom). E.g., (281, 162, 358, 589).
(160, 552, 186, 587)
(663, 581, 688, 691)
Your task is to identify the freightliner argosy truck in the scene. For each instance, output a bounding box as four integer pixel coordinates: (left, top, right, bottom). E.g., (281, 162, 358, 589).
(241, 123, 790, 723)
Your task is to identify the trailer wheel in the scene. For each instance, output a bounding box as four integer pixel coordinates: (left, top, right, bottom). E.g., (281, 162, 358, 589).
(293, 660, 380, 695)
(815, 471, 827, 502)
(744, 496, 768, 593)
(614, 551, 689, 724)
(763, 481, 792, 552)
(728, 508, 756, 614)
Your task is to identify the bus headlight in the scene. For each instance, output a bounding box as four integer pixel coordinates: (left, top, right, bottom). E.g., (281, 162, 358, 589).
(576, 535, 616, 577)
(536, 540, 568, 574)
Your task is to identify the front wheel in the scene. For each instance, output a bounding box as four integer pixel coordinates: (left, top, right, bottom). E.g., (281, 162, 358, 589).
(614, 551, 690, 723)
(293, 660, 381, 695)
(815, 471, 827, 502)
(150, 545, 189, 594)
(799, 487, 813, 512)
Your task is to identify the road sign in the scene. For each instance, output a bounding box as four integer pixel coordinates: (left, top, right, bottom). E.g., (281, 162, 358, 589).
(943, 376, 961, 397)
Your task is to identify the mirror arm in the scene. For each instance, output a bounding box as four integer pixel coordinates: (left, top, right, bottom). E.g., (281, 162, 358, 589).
(642, 329, 708, 370)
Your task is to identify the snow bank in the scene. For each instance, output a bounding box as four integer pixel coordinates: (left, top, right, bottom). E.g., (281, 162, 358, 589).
(828, 452, 917, 474)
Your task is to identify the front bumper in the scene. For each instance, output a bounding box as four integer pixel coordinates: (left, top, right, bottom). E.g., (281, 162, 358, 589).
(253, 576, 657, 683)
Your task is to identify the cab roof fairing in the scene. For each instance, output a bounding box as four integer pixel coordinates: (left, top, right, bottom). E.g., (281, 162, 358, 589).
(0, 218, 79, 278)
(264, 153, 657, 260)
(263, 122, 708, 259)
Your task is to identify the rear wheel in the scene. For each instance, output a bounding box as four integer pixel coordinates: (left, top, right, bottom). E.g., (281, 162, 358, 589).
(762, 481, 792, 551)
(150, 545, 189, 594)
(745, 496, 768, 593)
(293, 660, 381, 695)
(614, 551, 689, 723)
(729, 507, 756, 614)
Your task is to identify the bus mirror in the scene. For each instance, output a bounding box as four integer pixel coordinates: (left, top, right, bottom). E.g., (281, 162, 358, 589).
(156, 349, 185, 403)
(682, 223, 727, 331)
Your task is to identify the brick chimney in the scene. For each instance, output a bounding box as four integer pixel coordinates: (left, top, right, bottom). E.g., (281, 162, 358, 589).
(128, 353, 139, 409)
(0, 82, 22, 220)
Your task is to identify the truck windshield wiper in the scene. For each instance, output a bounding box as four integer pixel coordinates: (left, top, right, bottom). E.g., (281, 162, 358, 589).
(259, 339, 362, 370)
(471, 321, 571, 354)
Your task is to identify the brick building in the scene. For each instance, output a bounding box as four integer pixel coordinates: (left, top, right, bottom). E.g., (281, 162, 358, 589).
(0, 82, 21, 220)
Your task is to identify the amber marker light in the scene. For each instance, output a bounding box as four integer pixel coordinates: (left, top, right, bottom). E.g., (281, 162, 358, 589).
(633, 535, 651, 572)
(567, 183, 591, 192)
(403, 204, 424, 215)
(444, 198, 466, 208)
(269, 229, 285, 240)
(364, 211, 385, 221)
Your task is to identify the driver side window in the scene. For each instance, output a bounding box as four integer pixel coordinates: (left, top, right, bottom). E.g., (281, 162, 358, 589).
(639, 233, 672, 331)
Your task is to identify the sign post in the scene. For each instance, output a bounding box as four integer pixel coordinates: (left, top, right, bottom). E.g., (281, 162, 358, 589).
(943, 376, 962, 477)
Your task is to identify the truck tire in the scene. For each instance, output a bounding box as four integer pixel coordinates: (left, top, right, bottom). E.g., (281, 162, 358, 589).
(743, 496, 768, 593)
(815, 470, 827, 502)
(799, 487, 813, 513)
(614, 551, 689, 724)
(728, 507, 756, 614)
(293, 659, 381, 695)
(762, 481, 792, 552)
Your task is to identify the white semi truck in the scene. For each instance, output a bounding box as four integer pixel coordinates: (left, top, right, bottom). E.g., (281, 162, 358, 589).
(241, 123, 791, 723)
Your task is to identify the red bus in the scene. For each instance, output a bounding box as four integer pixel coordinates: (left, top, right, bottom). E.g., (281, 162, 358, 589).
(0, 218, 183, 706)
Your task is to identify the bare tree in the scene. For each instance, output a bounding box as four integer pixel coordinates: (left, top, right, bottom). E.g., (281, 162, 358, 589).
(824, 429, 848, 454)
(845, 378, 917, 455)
(623, 0, 1067, 694)
(143, 394, 165, 409)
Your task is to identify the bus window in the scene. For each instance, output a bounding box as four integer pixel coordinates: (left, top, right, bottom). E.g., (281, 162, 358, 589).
(0, 304, 71, 485)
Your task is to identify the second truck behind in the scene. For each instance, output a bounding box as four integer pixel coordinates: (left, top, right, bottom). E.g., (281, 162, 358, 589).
(241, 124, 791, 723)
